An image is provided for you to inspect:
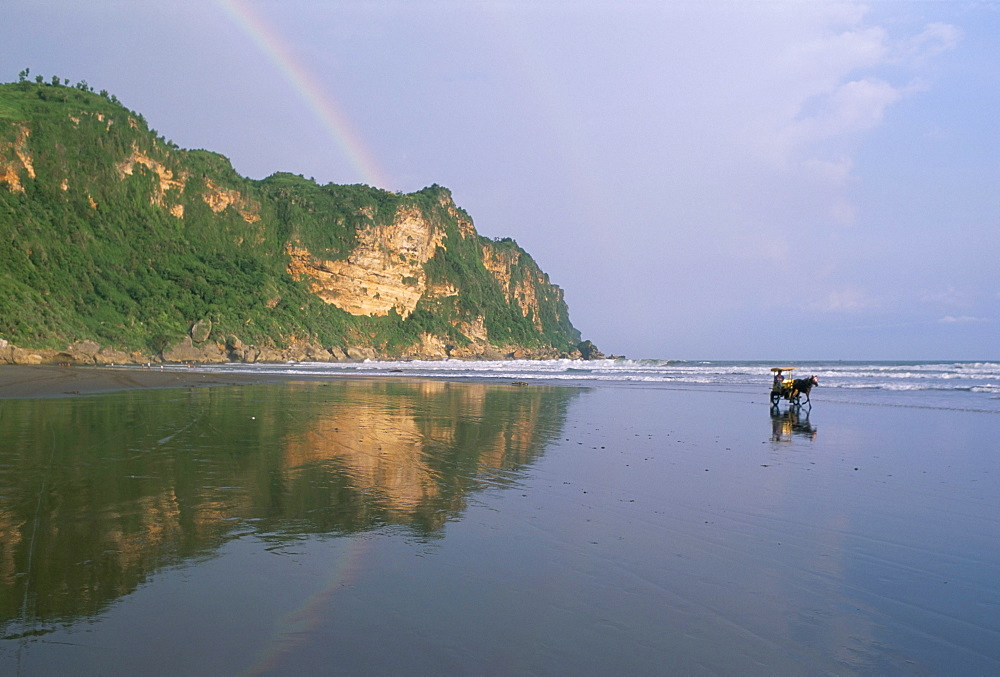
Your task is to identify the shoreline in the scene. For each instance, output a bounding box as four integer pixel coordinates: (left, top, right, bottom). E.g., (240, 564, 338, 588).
(0, 364, 344, 399)
(4, 363, 997, 415)
(0, 364, 593, 400)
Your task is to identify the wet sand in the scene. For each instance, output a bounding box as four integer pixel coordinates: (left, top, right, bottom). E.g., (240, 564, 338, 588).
(1, 368, 998, 673)
(0, 364, 329, 398)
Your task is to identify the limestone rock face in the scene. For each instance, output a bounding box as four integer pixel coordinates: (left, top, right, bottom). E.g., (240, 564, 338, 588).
(287, 205, 445, 319)
(0, 124, 34, 193)
(202, 177, 260, 223)
(481, 246, 550, 332)
(115, 142, 186, 209)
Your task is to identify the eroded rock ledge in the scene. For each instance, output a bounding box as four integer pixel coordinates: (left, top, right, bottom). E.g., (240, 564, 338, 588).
(0, 336, 607, 366)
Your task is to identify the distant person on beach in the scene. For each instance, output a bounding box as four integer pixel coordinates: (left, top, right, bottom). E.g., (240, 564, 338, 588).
(773, 369, 784, 390)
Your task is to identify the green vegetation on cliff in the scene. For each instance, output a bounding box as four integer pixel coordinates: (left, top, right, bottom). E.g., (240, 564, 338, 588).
(0, 78, 584, 361)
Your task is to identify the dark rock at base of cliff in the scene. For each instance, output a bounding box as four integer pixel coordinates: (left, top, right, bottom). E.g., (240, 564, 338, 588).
(0, 335, 614, 366)
(576, 340, 606, 360)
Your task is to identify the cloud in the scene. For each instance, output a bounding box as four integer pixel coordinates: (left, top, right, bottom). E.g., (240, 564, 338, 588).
(939, 315, 988, 324)
(921, 286, 974, 310)
(743, 11, 959, 182)
(825, 77, 903, 133)
(897, 22, 962, 64)
(806, 287, 879, 313)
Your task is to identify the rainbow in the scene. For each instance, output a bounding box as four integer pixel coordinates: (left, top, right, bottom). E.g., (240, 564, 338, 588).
(245, 537, 373, 674)
(215, 0, 391, 188)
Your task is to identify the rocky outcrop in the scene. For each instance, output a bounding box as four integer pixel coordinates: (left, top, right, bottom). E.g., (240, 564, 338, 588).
(287, 205, 445, 319)
(202, 177, 260, 223)
(576, 340, 605, 360)
(0, 338, 141, 365)
(481, 246, 551, 332)
(190, 319, 213, 343)
(0, 336, 607, 366)
(161, 337, 227, 364)
(0, 124, 34, 193)
(63, 340, 133, 365)
(115, 142, 186, 209)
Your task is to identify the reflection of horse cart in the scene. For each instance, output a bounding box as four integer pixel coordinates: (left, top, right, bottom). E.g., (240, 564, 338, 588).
(770, 406, 817, 442)
(769, 367, 819, 409)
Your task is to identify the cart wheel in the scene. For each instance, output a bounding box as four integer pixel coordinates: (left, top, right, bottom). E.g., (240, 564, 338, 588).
(770, 391, 780, 405)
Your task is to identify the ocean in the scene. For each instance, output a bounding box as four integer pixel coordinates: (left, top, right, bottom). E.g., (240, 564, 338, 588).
(176, 359, 1000, 413)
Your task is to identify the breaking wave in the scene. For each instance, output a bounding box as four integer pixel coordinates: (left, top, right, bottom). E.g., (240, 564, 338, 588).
(194, 359, 1000, 405)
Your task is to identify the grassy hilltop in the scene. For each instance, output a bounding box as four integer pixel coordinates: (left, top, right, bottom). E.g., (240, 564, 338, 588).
(0, 75, 593, 363)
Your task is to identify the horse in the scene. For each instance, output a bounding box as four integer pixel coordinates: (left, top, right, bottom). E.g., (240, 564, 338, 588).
(790, 375, 819, 406)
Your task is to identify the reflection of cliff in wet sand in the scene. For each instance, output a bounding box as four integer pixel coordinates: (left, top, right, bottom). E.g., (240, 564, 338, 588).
(0, 380, 579, 634)
(279, 380, 571, 532)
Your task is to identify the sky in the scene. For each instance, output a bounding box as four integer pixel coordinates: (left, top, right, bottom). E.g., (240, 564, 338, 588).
(2, 0, 998, 360)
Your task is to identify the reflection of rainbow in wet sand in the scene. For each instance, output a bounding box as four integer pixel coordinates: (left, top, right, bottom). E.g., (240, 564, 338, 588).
(245, 536, 372, 676)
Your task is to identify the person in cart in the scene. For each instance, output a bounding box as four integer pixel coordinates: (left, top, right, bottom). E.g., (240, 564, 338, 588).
(770, 367, 795, 395)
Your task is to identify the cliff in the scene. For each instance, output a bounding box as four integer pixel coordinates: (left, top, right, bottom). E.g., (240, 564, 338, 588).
(0, 78, 597, 364)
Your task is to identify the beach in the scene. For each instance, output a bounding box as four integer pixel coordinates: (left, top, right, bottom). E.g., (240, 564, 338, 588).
(0, 364, 335, 399)
(1, 364, 998, 674)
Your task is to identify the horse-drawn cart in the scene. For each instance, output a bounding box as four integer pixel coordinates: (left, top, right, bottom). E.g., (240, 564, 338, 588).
(770, 367, 818, 408)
